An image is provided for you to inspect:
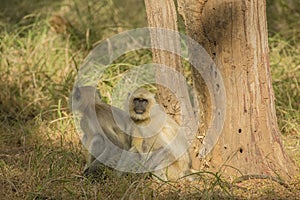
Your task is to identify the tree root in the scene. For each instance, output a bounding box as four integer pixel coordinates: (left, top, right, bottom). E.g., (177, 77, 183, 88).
(233, 174, 290, 189)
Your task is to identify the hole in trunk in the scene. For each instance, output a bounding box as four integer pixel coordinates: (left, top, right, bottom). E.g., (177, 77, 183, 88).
(239, 148, 243, 153)
(216, 83, 220, 92)
(238, 129, 242, 133)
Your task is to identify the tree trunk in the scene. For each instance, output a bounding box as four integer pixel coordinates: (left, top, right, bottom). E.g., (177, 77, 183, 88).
(144, 0, 199, 164)
(178, 0, 297, 179)
(177, 0, 213, 168)
(144, 0, 297, 180)
(144, 0, 196, 128)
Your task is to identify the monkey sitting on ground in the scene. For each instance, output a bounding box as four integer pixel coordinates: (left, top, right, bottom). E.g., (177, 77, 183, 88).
(71, 86, 132, 178)
(127, 88, 193, 181)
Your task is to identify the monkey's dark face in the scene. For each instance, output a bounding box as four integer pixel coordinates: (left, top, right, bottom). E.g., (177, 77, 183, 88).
(71, 86, 102, 113)
(133, 98, 149, 114)
(129, 88, 155, 121)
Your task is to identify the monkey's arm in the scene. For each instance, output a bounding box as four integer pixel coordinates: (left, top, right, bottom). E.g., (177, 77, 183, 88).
(130, 137, 144, 154)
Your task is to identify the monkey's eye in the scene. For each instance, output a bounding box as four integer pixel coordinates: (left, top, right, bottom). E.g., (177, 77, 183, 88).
(133, 98, 148, 105)
(142, 99, 148, 105)
(133, 98, 140, 103)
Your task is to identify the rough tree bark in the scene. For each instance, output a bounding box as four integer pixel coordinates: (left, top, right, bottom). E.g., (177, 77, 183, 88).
(145, 0, 297, 180)
(177, 0, 298, 179)
(144, 0, 199, 162)
(144, 0, 183, 124)
(144, 0, 196, 128)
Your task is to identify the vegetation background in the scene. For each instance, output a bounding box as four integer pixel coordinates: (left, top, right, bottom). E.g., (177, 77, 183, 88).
(0, 0, 299, 199)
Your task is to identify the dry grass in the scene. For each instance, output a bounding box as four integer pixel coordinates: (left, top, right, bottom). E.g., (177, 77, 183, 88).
(0, 0, 299, 199)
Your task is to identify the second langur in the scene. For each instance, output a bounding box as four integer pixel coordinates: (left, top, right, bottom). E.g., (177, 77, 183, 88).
(128, 88, 193, 181)
(71, 86, 132, 177)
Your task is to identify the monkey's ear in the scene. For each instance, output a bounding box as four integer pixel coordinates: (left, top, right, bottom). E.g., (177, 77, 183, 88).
(126, 92, 132, 100)
(150, 92, 156, 100)
(123, 92, 131, 112)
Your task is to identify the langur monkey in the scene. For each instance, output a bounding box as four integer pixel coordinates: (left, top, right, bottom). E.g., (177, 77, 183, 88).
(71, 86, 132, 177)
(128, 88, 193, 181)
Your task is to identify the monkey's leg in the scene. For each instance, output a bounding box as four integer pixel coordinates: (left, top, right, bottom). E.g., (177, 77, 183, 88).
(83, 134, 109, 179)
(83, 158, 110, 179)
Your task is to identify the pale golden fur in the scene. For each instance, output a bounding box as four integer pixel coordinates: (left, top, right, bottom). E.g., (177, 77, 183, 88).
(128, 88, 192, 181)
